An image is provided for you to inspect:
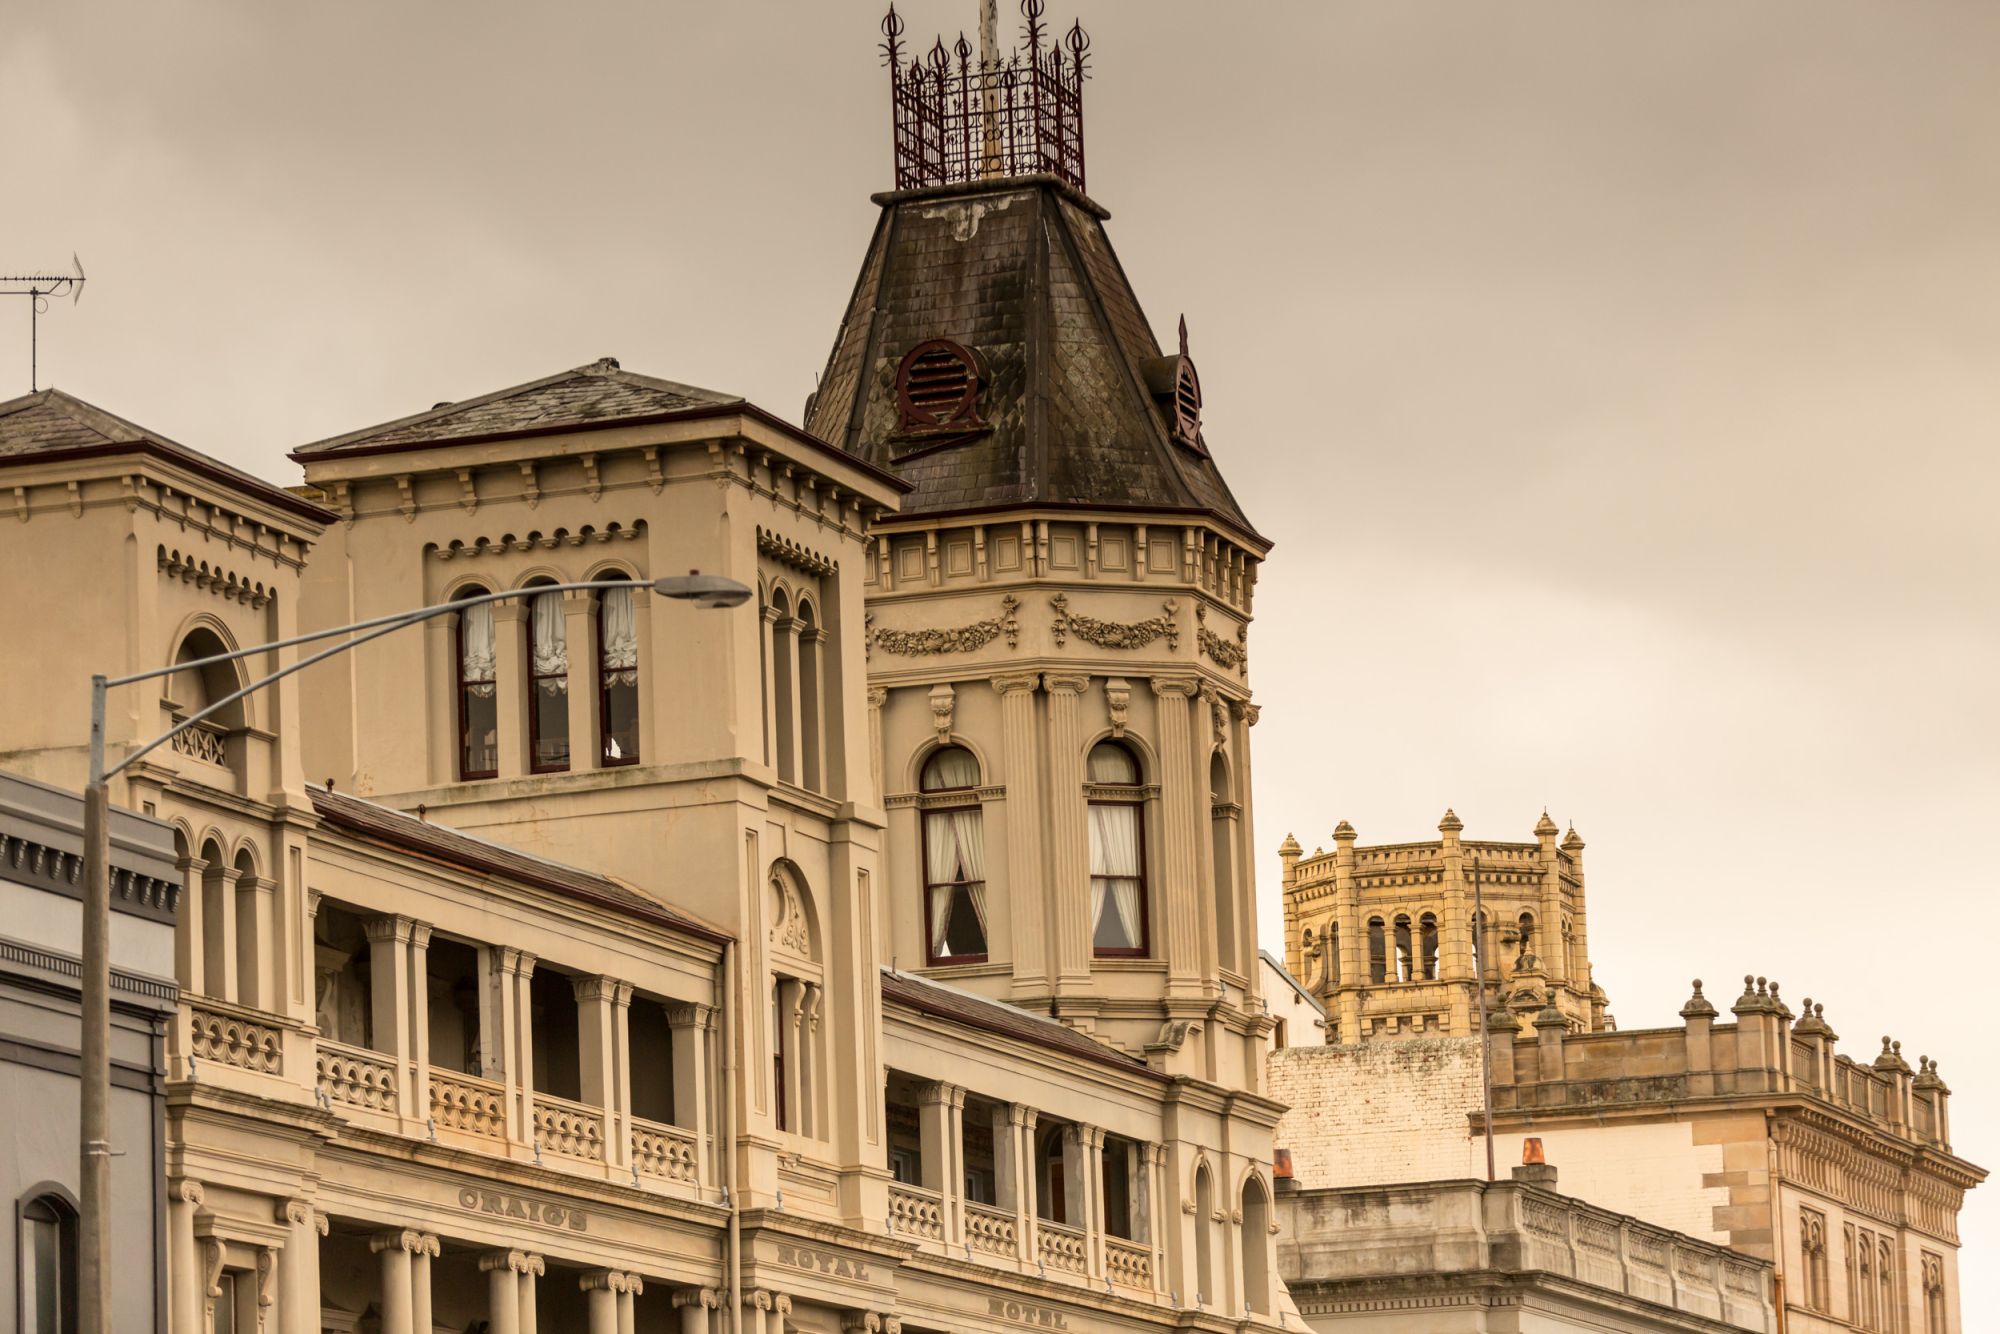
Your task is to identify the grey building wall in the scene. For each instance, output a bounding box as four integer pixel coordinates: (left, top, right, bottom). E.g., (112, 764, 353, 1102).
(1, 771, 179, 1334)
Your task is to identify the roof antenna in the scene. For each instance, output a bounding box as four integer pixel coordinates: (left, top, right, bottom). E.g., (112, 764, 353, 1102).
(1, 255, 86, 392)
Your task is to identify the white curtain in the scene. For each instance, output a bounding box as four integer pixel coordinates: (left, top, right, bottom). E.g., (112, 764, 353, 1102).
(1088, 742, 1138, 784)
(601, 585, 638, 683)
(531, 589, 568, 684)
(460, 601, 496, 696)
(1089, 803, 1142, 948)
(923, 746, 980, 792)
(925, 804, 988, 956)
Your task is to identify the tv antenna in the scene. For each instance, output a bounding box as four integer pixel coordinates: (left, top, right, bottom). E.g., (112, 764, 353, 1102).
(1, 255, 87, 392)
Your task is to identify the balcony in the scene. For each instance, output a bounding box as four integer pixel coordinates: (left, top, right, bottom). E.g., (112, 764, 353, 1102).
(429, 1067, 507, 1142)
(531, 1092, 607, 1164)
(315, 1038, 397, 1114)
(630, 1117, 700, 1185)
(888, 1183, 946, 1242)
(1035, 1221, 1087, 1276)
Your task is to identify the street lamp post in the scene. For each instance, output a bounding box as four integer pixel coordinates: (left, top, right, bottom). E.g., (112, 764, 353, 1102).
(75, 573, 749, 1334)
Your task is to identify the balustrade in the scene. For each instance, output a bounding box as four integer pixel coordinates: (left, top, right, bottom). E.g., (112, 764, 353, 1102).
(630, 1117, 699, 1184)
(887, 1183, 945, 1241)
(532, 1093, 607, 1162)
(1105, 1235, 1152, 1288)
(429, 1067, 506, 1139)
(963, 1201, 1016, 1257)
(315, 1039, 397, 1111)
(170, 718, 229, 766)
(1035, 1220, 1088, 1275)
(191, 1000, 284, 1074)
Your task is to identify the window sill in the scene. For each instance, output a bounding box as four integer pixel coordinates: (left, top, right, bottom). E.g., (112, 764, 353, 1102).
(1090, 957, 1167, 973)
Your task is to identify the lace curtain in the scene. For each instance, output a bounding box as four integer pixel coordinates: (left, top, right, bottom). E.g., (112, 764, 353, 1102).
(601, 585, 638, 684)
(1089, 803, 1142, 949)
(925, 805, 987, 955)
(531, 590, 568, 685)
(459, 601, 497, 697)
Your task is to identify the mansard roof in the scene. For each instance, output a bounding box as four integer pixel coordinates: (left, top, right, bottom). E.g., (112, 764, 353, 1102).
(293, 357, 740, 458)
(807, 176, 1263, 546)
(880, 965, 1167, 1083)
(0, 388, 333, 524)
(308, 785, 730, 945)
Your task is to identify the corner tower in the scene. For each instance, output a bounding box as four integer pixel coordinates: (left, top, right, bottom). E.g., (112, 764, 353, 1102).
(815, 4, 1272, 1089)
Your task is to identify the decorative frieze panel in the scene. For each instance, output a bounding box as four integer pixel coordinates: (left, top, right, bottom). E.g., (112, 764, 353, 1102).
(867, 595, 1020, 657)
(1049, 594, 1179, 651)
(1195, 604, 1246, 674)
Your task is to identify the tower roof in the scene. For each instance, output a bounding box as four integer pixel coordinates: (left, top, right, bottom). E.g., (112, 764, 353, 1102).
(807, 177, 1262, 545)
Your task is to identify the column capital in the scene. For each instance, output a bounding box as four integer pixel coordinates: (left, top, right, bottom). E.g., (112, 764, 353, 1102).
(409, 920, 435, 950)
(840, 1313, 883, 1333)
(918, 1080, 959, 1107)
(370, 1229, 424, 1255)
(277, 1197, 313, 1228)
(415, 1233, 441, 1258)
(772, 1294, 792, 1315)
(666, 1001, 717, 1030)
(580, 1269, 639, 1293)
(306, 888, 324, 917)
(522, 1252, 545, 1277)
(174, 1178, 205, 1206)
(673, 1286, 722, 1310)
(1079, 1124, 1107, 1151)
(750, 1289, 775, 1312)
(1147, 675, 1201, 699)
(479, 1249, 533, 1274)
(1043, 672, 1091, 696)
(362, 914, 416, 945)
(867, 686, 889, 708)
(1008, 1103, 1039, 1130)
(573, 974, 628, 1004)
(990, 672, 1041, 696)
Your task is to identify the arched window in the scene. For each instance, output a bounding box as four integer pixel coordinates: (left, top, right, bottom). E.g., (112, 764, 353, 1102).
(1192, 1163, 1215, 1306)
(527, 581, 569, 772)
(168, 628, 244, 769)
(796, 599, 824, 791)
(769, 589, 797, 783)
(1241, 1175, 1273, 1316)
(19, 1190, 78, 1334)
(454, 586, 498, 780)
(1036, 1124, 1069, 1223)
(1419, 913, 1440, 981)
(598, 577, 640, 766)
(1393, 915, 1413, 983)
(1367, 917, 1387, 984)
(1517, 912, 1536, 966)
(1086, 741, 1146, 957)
(200, 837, 232, 1002)
(921, 747, 987, 964)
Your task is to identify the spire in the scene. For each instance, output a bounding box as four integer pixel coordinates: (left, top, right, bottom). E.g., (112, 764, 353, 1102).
(1534, 810, 1558, 837)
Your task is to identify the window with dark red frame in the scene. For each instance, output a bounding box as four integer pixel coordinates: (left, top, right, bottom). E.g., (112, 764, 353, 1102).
(920, 747, 988, 964)
(1086, 740, 1147, 957)
(527, 583, 570, 772)
(456, 588, 498, 780)
(597, 579, 639, 766)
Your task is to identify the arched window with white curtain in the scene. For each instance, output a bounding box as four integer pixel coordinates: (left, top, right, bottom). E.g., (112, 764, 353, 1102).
(598, 577, 640, 766)
(455, 586, 498, 779)
(527, 580, 569, 772)
(920, 746, 988, 964)
(1086, 740, 1147, 957)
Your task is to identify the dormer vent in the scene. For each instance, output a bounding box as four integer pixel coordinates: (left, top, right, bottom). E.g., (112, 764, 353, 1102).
(895, 339, 985, 434)
(1142, 318, 1204, 454)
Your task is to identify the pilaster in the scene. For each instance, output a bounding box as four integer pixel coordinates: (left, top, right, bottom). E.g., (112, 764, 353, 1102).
(991, 673, 1046, 995)
(1044, 672, 1093, 992)
(1149, 676, 1202, 994)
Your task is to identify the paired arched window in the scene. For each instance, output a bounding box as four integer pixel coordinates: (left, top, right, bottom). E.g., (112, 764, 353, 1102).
(1418, 912, 1440, 981)
(1086, 741, 1147, 956)
(527, 581, 569, 772)
(1367, 917, 1387, 984)
(921, 747, 988, 964)
(455, 586, 499, 779)
(19, 1190, 78, 1334)
(1392, 914, 1413, 982)
(598, 579, 640, 765)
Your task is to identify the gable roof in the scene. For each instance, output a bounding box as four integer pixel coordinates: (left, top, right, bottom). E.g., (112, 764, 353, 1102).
(880, 966, 1167, 1082)
(0, 388, 333, 524)
(807, 177, 1264, 546)
(293, 357, 740, 457)
(307, 785, 729, 945)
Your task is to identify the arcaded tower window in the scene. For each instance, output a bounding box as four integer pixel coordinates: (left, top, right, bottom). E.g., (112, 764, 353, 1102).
(527, 581, 570, 772)
(894, 339, 984, 435)
(598, 577, 640, 766)
(455, 587, 498, 780)
(1086, 740, 1147, 956)
(920, 746, 988, 964)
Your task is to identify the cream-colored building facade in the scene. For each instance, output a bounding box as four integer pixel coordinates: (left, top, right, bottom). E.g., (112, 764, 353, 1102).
(1272, 815, 1985, 1333)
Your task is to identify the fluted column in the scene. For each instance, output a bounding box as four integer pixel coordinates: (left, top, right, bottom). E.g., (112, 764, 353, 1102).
(865, 687, 887, 801)
(1149, 677, 1202, 992)
(674, 1286, 720, 1334)
(170, 1181, 204, 1334)
(365, 916, 417, 1118)
(990, 673, 1045, 994)
(1044, 673, 1092, 991)
(278, 1199, 327, 1334)
(371, 1231, 422, 1334)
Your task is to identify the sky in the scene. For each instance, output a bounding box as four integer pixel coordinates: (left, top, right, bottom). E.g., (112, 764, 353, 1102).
(6, 0, 1997, 1316)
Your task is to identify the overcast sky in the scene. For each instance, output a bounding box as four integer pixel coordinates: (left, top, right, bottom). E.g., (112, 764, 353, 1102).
(7, 0, 1995, 1313)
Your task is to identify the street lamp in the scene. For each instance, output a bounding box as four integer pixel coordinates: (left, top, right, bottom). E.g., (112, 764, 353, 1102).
(75, 572, 749, 1333)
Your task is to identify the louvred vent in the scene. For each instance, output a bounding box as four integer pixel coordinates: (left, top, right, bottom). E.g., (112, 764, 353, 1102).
(1173, 358, 1203, 449)
(895, 339, 984, 434)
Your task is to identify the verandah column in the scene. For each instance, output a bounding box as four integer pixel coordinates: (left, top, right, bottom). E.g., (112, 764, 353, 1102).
(371, 1231, 422, 1334)
(667, 1002, 714, 1187)
(278, 1198, 327, 1334)
(577, 976, 633, 1169)
(364, 916, 417, 1119)
(169, 1181, 204, 1334)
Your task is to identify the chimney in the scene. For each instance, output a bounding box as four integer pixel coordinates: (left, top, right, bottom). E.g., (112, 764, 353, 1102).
(1512, 1138, 1559, 1191)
